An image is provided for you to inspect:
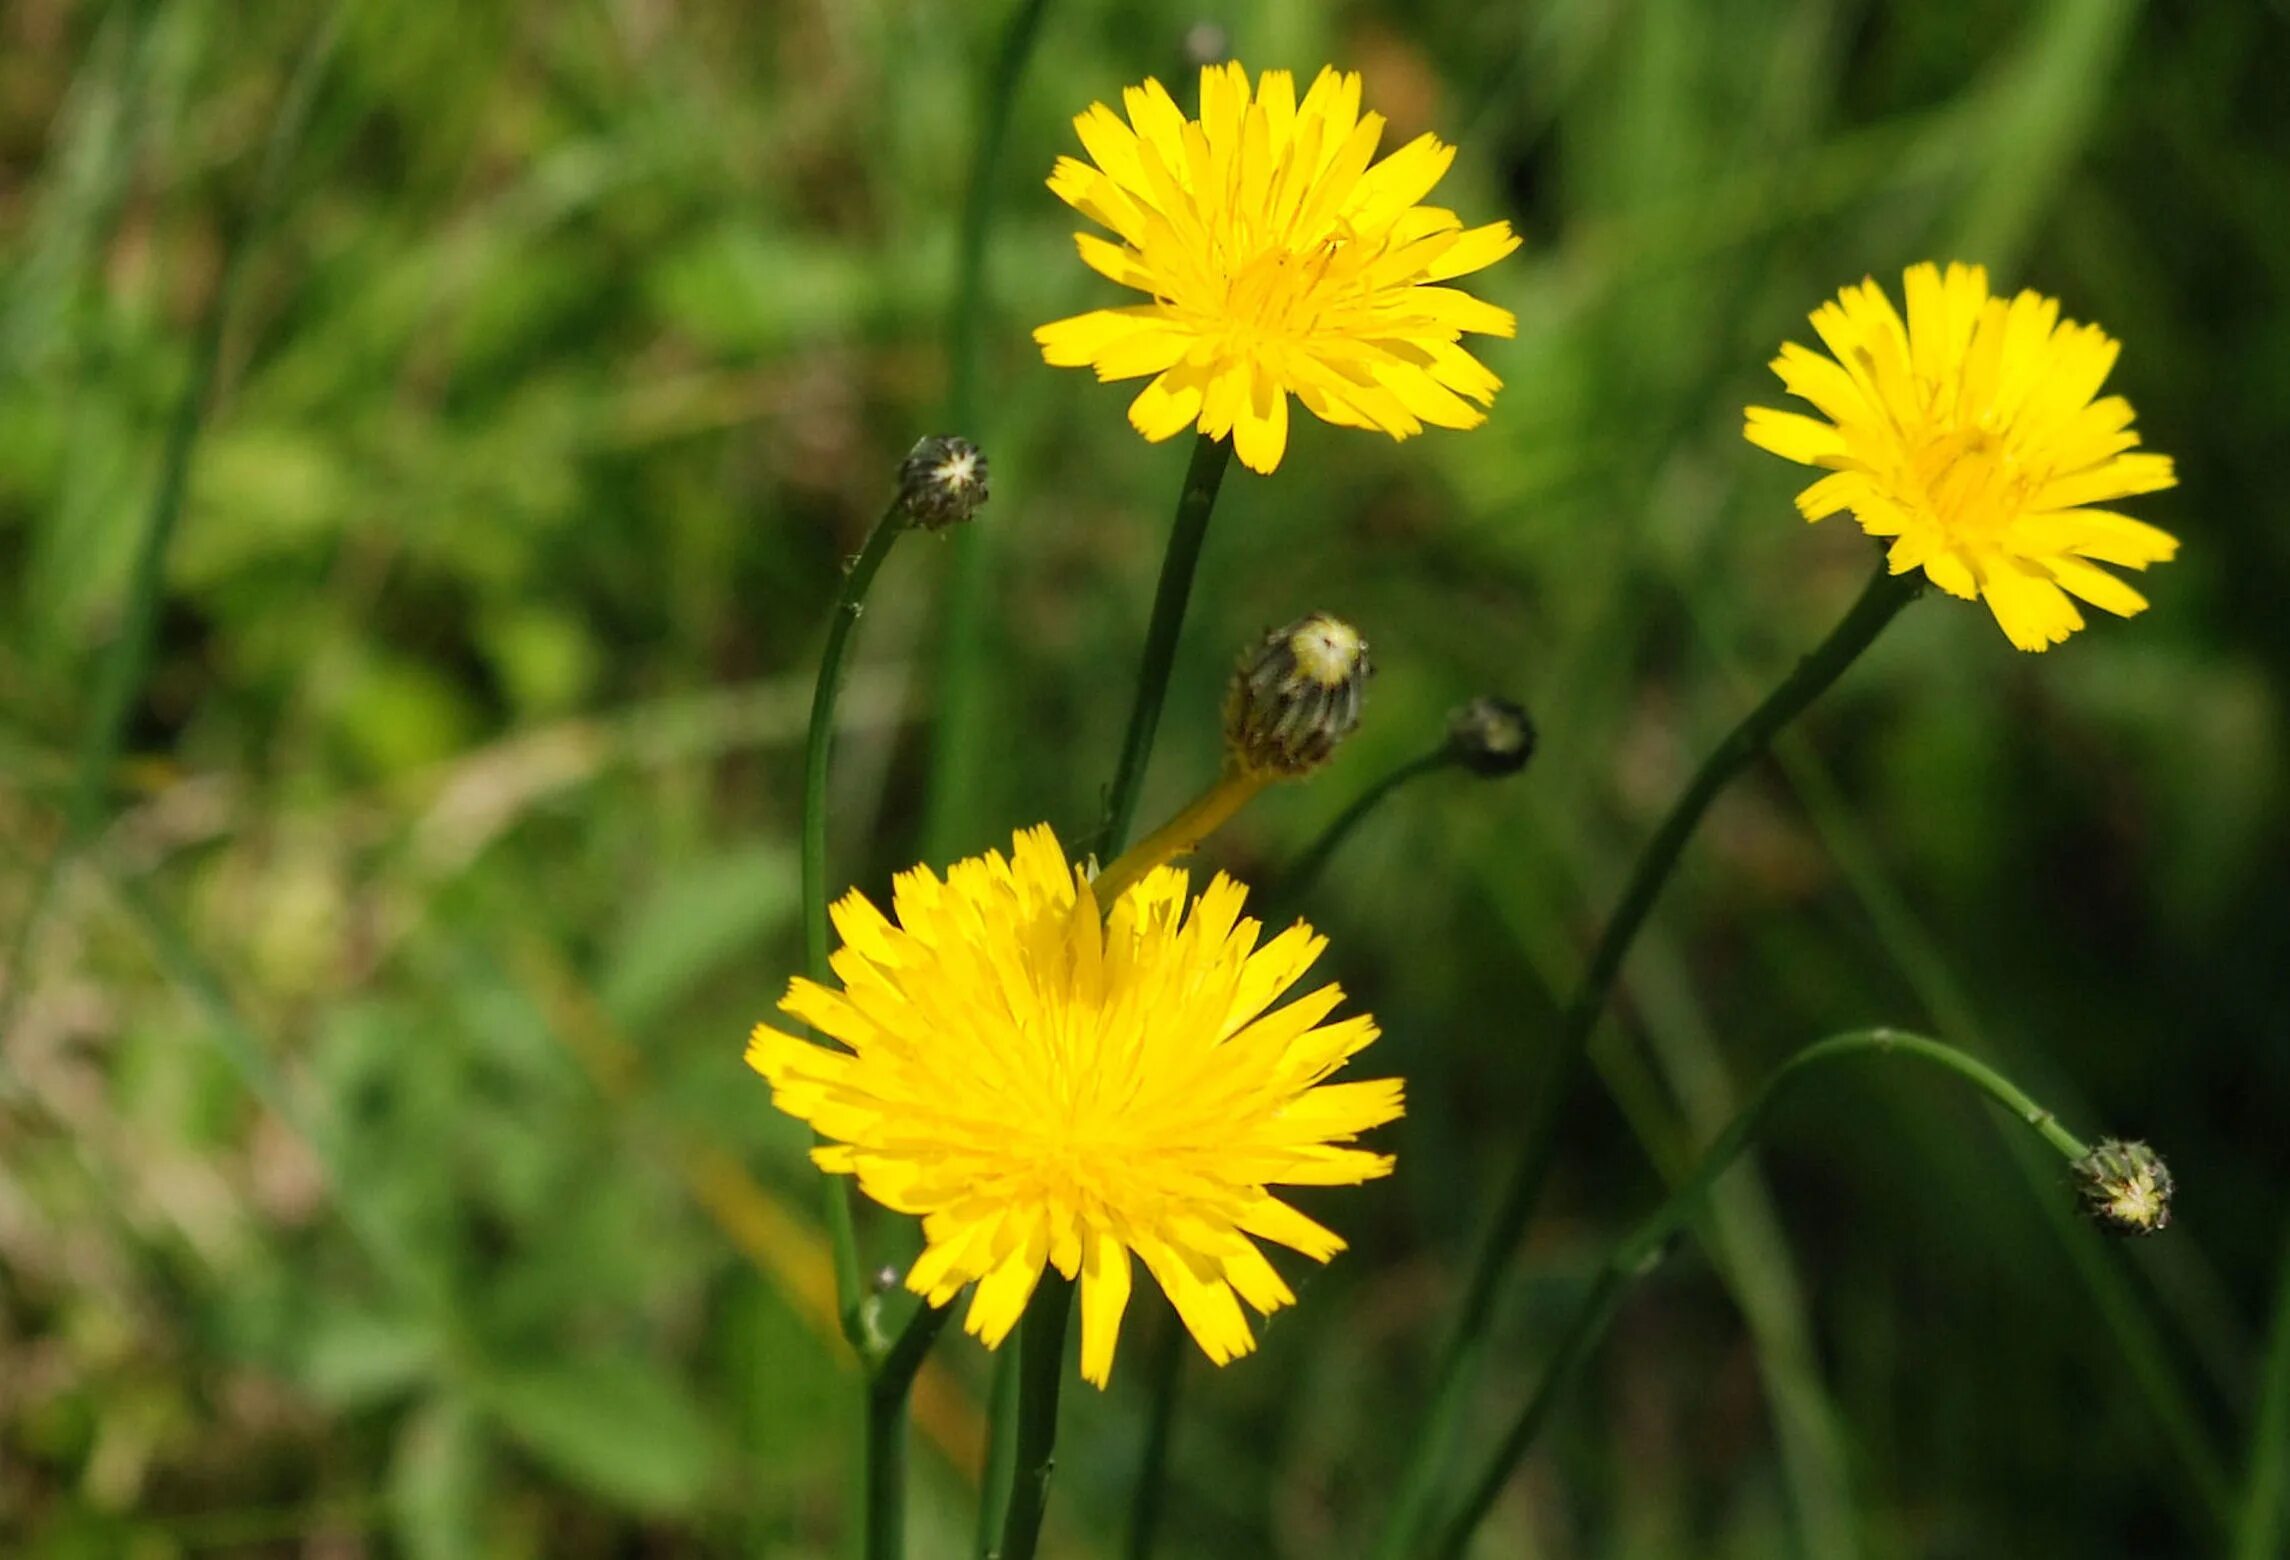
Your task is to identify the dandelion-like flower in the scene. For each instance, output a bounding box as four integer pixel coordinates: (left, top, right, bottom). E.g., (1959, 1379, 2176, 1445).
(749, 826, 1401, 1385)
(1035, 61, 1521, 474)
(1745, 262, 2179, 651)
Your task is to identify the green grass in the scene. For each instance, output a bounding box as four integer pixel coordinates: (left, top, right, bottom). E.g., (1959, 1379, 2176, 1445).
(3, 0, 2287, 1554)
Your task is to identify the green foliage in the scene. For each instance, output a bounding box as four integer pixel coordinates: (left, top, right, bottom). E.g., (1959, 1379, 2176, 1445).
(2, 0, 2286, 1555)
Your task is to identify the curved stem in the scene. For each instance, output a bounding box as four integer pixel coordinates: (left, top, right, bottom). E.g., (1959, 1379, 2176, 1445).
(923, 0, 1057, 860)
(803, 499, 911, 1357)
(1100, 433, 1234, 857)
(1429, 1028, 2087, 1558)
(996, 1273, 1075, 1560)
(1275, 747, 1455, 903)
(1376, 560, 1919, 1558)
(866, 1299, 957, 1560)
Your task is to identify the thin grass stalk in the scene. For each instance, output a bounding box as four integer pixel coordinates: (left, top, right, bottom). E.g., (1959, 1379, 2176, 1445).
(1429, 1028, 2091, 1557)
(996, 1273, 1075, 1560)
(974, 1346, 1024, 1558)
(0, 4, 349, 1039)
(1375, 560, 1920, 1557)
(1123, 1311, 1186, 1560)
(923, 0, 1056, 861)
(801, 497, 912, 1357)
(1099, 433, 1234, 856)
(2236, 1220, 2290, 1560)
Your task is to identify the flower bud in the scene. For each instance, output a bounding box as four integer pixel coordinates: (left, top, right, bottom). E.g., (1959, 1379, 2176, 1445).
(1445, 695, 1538, 778)
(898, 435, 989, 529)
(2073, 1138, 2173, 1236)
(1224, 612, 1372, 778)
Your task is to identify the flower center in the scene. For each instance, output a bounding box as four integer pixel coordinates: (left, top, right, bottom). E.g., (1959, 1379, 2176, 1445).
(1207, 229, 1363, 347)
(1900, 419, 2040, 541)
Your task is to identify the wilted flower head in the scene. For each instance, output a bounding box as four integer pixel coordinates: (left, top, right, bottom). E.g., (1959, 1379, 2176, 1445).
(1746, 262, 2178, 651)
(749, 827, 1401, 1385)
(1036, 62, 1521, 473)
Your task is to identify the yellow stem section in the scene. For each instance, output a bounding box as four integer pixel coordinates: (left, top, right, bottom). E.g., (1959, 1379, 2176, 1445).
(1092, 770, 1271, 908)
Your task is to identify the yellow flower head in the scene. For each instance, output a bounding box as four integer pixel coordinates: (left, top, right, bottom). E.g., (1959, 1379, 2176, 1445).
(1035, 61, 1521, 474)
(749, 826, 1401, 1385)
(1746, 262, 2179, 651)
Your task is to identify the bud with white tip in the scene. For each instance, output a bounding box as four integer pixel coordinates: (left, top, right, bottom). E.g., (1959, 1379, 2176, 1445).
(1223, 613, 1372, 779)
(898, 435, 989, 529)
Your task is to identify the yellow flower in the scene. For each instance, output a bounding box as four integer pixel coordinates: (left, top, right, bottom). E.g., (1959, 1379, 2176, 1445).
(1746, 262, 2179, 651)
(1035, 61, 1521, 474)
(749, 826, 1401, 1385)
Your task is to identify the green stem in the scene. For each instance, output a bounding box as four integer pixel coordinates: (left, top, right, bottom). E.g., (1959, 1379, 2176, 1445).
(2235, 1218, 2290, 1559)
(996, 1273, 1076, 1560)
(1100, 433, 1234, 857)
(1429, 1027, 2086, 1558)
(1275, 747, 1455, 903)
(1375, 560, 1919, 1558)
(803, 498, 911, 1356)
(1123, 1309, 1186, 1560)
(974, 1345, 1024, 1558)
(865, 1299, 956, 1560)
(922, 0, 1056, 861)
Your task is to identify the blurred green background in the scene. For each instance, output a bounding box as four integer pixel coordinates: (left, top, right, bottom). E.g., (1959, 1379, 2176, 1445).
(4, 0, 2287, 1554)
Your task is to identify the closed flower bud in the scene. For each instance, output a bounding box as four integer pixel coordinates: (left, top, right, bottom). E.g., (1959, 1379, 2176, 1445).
(2073, 1139, 2173, 1236)
(898, 435, 989, 529)
(1224, 613, 1372, 778)
(1446, 695, 1538, 777)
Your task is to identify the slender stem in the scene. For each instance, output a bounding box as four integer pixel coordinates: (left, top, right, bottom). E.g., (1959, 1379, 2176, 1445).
(922, 0, 1056, 860)
(2235, 1218, 2290, 1559)
(1429, 1027, 2088, 1558)
(866, 1300, 957, 1560)
(1092, 770, 1268, 906)
(803, 498, 911, 1357)
(974, 1345, 1024, 1558)
(1124, 1310, 1186, 1560)
(1376, 560, 1920, 1558)
(1100, 434, 1234, 857)
(1275, 747, 1455, 903)
(996, 1273, 1076, 1560)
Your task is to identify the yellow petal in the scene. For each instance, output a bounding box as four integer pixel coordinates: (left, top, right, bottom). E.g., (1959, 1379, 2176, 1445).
(1138, 1240, 1256, 1366)
(1077, 1228, 1134, 1387)
(1128, 364, 1210, 441)
(1231, 363, 1291, 473)
(1982, 559, 2084, 651)
(2044, 555, 2150, 618)
(1744, 407, 1847, 466)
